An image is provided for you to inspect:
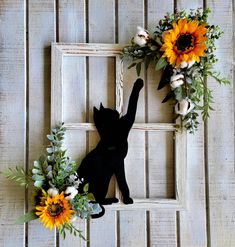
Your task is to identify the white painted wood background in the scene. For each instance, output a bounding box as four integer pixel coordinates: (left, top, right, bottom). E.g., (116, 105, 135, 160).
(0, 0, 234, 247)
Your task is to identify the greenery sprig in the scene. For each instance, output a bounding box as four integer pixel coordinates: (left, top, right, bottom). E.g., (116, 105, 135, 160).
(1, 122, 102, 240)
(122, 8, 229, 133)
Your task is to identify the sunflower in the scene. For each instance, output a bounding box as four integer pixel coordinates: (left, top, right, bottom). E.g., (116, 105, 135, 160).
(160, 19, 208, 67)
(36, 192, 74, 230)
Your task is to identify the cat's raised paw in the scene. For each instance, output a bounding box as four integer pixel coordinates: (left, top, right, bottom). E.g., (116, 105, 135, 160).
(134, 78, 144, 91)
(123, 197, 134, 204)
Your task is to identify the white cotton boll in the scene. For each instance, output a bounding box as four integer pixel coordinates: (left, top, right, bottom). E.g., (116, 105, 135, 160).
(133, 26, 150, 47)
(175, 99, 194, 116)
(170, 74, 184, 82)
(170, 74, 184, 89)
(171, 79, 184, 89)
(180, 61, 188, 69)
(47, 188, 59, 197)
(188, 60, 195, 68)
(65, 186, 78, 200)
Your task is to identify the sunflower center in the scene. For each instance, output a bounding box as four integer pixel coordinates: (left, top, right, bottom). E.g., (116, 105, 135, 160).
(47, 203, 63, 217)
(175, 34, 194, 52)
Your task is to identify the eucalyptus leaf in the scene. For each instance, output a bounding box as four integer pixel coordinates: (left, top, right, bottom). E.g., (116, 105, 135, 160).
(127, 62, 136, 69)
(46, 147, 53, 154)
(32, 169, 39, 174)
(87, 193, 95, 201)
(136, 62, 142, 76)
(155, 57, 167, 71)
(33, 161, 40, 168)
(32, 174, 45, 181)
(47, 135, 54, 141)
(83, 183, 89, 193)
(15, 211, 38, 224)
(34, 180, 44, 187)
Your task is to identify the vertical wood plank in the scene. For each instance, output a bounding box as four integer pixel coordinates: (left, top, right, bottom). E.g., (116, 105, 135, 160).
(62, 56, 86, 123)
(177, 1, 207, 247)
(147, 0, 175, 198)
(0, 1, 25, 246)
(147, 1, 176, 246)
(88, 1, 117, 246)
(118, 1, 147, 246)
(119, 213, 147, 247)
(27, 1, 56, 246)
(59, 1, 87, 246)
(149, 210, 177, 247)
(58, 0, 86, 43)
(206, 1, 235, 246)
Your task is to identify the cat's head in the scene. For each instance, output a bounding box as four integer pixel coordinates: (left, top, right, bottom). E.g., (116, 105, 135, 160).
(93, 103, 120, 135)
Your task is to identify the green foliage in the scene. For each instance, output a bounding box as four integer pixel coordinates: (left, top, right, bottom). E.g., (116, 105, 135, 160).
(30, 122, 78, 191)
(47, 123, 78, 190)
(155, 57, 167, 71)
(59, 222, 86, 240)
(1, 122, 100, 240)
(122, 8, 229, 133)
(1, 166, 31, 188)
(15, 211, 38, 224)
(68, 183, 102, 220)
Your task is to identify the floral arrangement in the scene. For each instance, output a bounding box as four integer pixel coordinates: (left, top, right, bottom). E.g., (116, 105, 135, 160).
(122, 8, 229, 133)
(1, 123, 102, 239)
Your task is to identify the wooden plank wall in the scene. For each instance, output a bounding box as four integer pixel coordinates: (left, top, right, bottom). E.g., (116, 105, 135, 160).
(0, 0, 234, 247)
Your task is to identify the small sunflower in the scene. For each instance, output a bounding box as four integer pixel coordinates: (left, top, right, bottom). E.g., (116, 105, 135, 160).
(36, 192, 74, 230)
(161, 19, 208, 67)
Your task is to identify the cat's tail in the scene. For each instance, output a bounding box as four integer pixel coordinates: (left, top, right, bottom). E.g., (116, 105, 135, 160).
(91, 204, 105, 219)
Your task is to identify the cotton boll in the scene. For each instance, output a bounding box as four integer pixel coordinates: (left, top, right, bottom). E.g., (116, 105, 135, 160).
(65, 186, 78, 200)
(180, 61, 188, 69)
(47, 188, 59, 197)
(188, 60, 195, 68)
(171, 74, 184, 81)
(171, 79, 184, 89)
(175, 99, 194, 116)
(133, 26, 150, 47)
(170, 74, 184, 89)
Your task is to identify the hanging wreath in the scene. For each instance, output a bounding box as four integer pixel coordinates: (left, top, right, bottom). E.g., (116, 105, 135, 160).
(1, 123, 102, 240)
(122, 8, 229, 133)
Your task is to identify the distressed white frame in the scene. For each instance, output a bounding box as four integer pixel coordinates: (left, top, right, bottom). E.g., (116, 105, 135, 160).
(51, 43, 187, 210)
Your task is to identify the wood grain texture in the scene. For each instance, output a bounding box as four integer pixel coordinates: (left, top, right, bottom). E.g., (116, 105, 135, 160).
(147, 1, 177, 247)
(64, 122, 179, 131)
(206, 0, 235, 246)
(58, 1, 87, 246)
(27, 1, 56, 246)
(0, 1, 25, 246)
(149, 210, 177, 247)
(177, 1, 207, 247)
(147, 0, 175, 200)
(88, 1, 116, 246)
(118, 1, 147, 246)
(58, 0, 86, 43)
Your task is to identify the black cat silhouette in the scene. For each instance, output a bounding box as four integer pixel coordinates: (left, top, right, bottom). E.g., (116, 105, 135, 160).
(77, 78, 144, 217)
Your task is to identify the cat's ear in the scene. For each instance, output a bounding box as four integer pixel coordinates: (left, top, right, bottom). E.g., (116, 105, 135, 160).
(94, 106, 99, 114)
(99, 103, 104, 111)
(93, 106, 99, 124)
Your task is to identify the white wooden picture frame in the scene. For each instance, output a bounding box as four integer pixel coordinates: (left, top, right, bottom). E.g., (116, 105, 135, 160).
(51, 43, 187, 211)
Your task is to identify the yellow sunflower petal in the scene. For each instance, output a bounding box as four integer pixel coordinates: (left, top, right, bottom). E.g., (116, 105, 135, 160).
(188, 21, 199, 34)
